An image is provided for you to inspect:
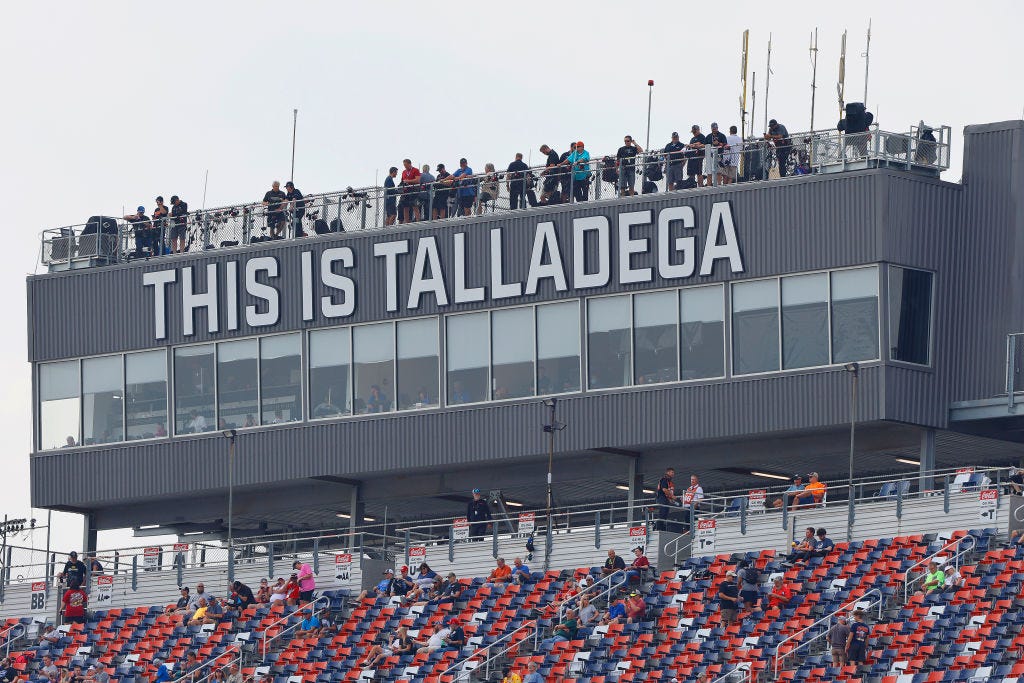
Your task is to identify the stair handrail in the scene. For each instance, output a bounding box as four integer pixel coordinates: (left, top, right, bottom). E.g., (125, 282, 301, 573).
(0, 623, 25, 657)
(710, 662, 751, 683)
(902, 534, 977, 603)
(437, 619, 539, 681)
(772, 587, 883, 680)
(559, 569, 627, 621)
(260, 594, 332, 659)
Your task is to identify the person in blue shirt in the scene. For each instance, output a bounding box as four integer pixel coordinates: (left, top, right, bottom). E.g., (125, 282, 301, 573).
(810, 528, 835, 558)
(602, 596, 627, 624)
(296, 608, 322, 638)
(562, 142, 592, 202)
(845, 609, 870, 663)
(510, 557, 531, 584)
(153, 660, 170, 683)
(452, 158, 476, 216)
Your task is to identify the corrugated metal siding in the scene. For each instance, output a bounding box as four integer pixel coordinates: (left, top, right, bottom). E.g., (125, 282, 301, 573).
(27, 172, 887, 362)
(31, 365, 883, 508)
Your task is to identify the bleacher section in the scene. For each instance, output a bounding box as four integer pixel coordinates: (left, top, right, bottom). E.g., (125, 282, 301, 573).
(6, 527, 1024, 683)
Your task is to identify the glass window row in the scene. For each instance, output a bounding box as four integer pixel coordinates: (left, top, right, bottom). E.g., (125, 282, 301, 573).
(38, 265, 916, 451)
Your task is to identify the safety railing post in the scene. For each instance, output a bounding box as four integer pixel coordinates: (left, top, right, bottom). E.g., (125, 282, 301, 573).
(1008, 334, 1017, 411)
(268, 542, 274, 579)
(312, 538, 320, 576)
(404, 530, 410, 568)
(594, 512, 601, 550)
(448, 527, 455, 563)
(782, 499, 789, 531)
(131, 555, 137, 592)
(740, 496, 747, 535)
(491, 523, 498, 559)
(944, 475, 950, 513)
(175, 554, 183, 588)
(228, 547, 235, 583)
(896, 483, 904, 519)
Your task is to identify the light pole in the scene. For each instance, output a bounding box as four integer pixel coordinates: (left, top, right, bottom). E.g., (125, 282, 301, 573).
(541, 399, 566, 570)
(645, 80, 654, 153)
(222, 429, 237, 578)
(843, 362, 859, 541)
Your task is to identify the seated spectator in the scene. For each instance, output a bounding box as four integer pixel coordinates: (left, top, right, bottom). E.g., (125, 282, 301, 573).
(40, 658, 59, 680)
(919, 560, 946, 595)
(230, 580, 256, 609)
(284, 574, 301, 606)
(796, 472, 827, 506)
(255, 579, 271, 604)
(391, 566, 413, 600)
(38, 625, 60, 646)
(810, 528, 835, 558)
(187, 598, 210, 626)
(717, 570, 739, 623)
(205, 597, 225, 622)
(784, 475, 806, 510)
(166, 586, 193, 615)
(225, 664, 242, 683)
(602, 549, 626, 577)
(501, 668, 522, 683)
(577, 595, 598, 626)
(433, 572, 461, 604)
(85, 666, 109, 683)
(626, 546, 650, 582)
(765, 576, 794, 610)
(624, 591, 646, 623)
(549, 609, 578, 643)
(522, 662, 543, 683)
(415, 621, 452, 655)
(61, 665, 84, 683)
(365, 385, 389, 413)
(152, 659, 170, 683)
(446, 619, 466, 650)
(408, 563, 438, 602)
(361, 629, 399, 668)
(269, 578, 287, 603)
(488, 558, 512, 584)
(1007, 467, 1024, 495)
(549, 577, 581, 615)
(357, 568, 396, 602)
(788, 527, 816, 563)
(510, 557, 531, 584)
(944, 562, 964, 591)
(0, 658, 20, 683)
(601, 596, 627, 624)
(295, 608, 321, 638)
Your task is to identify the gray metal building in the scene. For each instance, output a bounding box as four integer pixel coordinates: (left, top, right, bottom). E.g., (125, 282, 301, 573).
(26, 120, 1024, 543)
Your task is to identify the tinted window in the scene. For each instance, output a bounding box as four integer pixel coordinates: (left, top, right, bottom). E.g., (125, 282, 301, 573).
(732, 280, 780, 374)
(447, 313, 489, 404)
(634, 291, 678, 384)
(82, 355, 123, 445)
(39, 360, 80, 450)
(397, 318, 439, 410)
(309, 328, 351, 418)
(588, 296, 631, 389)
(537, 301, 581, 395)
(492, 307, 535, 399)
(781, 273, 829, 369)
(126, 350, 168, 440)
(831, 267, 880, 363)
(174, 345, 215, 435)
(353, 323, 394, 414)
(680, 285, 725, 379)
(260, 333, 302, 425)
(888, 266, 933, 365)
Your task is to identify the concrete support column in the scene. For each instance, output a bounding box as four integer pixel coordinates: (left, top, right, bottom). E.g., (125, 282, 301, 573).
(82, 512, 98, 555)
(627, 457, 644, 525)
(919, 428, 936, 491)
(348, 483, 364, 551)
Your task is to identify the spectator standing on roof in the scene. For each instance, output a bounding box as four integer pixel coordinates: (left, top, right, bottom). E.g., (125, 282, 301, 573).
(565, 142, 592, 202)
(538, 145, 562, 204)
(616, 135, 643, 197)
(433, 164, 454, 219)
(152, 196, 169, 245)
(765, 119, 793, 177)
(705, 123, 728, 185)
(284, 182, 305, 237)
(717, 569, 739, 623)
(293, 560, 315, 602)
(398, 159, 422, 223)
(418, 165, 435, 218)
(506, 153, 530, 210)
(466, 487, 491, 539)
(452, 158, 477, 216)
(124, 206, 153, 256)
(664, 132, 686, 191)
(829, 614, 851, 666)
(383, 167, 398, 226)
(723, 125, 742, 185)
(169, 195, 189, 253)
(262, 181, 287, 238)
(686, 125, 707, 186)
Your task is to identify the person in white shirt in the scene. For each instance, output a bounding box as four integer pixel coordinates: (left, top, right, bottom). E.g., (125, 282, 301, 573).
(943, 563, 964, 590)
(188, 411, 208, 433)
(682, 475, 705, 511)
(722, 126, 743, 185)
(417, 626, 452, 654)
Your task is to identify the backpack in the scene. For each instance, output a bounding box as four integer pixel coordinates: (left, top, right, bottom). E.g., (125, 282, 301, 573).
(601, 156, 618, 184)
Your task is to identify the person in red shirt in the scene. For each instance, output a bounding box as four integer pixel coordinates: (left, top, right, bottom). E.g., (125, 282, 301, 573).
(626, 546, 650, 582)
(285, 574, 301, 606)
(62, 585, 88, 624)
(399, 159, 422, 224)
(765, 576, 793, 610)
(624, 591, 646, 623)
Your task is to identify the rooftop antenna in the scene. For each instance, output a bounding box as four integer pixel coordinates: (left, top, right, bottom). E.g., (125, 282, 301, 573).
(201, 169, 209, 210)
(861, 19, 872, 108)
(645, 79, 654, 153)
(750, 71, 757, 140)
(809, 28, 819, 131)
(290, 109, 298, 183)
(763, 33, 773, 134)
(837, 30, 848, 117)
(739, 29, 750, 141)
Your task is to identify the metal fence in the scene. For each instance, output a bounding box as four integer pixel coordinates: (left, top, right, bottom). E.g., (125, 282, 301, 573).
(39, 124, 950, 272)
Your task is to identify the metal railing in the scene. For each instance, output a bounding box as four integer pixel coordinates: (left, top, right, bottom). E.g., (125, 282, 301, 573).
(0, 623, 25, 657)
(558, 569, 627, 622)
(772, 588, 884, 679)
(439, 619, 540, 682)
(182, 644, 242, 683)
(902, 534, 977, 603)
(38, 124, 950, 272)
(710, 663, 752, 683)
(259, 595, 331, 659)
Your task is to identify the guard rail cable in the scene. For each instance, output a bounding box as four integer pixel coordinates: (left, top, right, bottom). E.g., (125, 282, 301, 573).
(902, 534, 978, 604)
(558, 569, 627, 622)
(260, 595, 332, 659)
(0, 623, 25, 657)
(772, 588, 884, 680)
(437, 618, 540, 682)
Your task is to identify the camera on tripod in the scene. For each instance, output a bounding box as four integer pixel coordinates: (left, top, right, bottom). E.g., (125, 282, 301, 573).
(342, 186, 371, 213)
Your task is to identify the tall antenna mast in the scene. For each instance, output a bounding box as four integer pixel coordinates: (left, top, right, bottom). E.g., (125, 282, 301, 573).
(740, 29, 750, 141)
(862, 19, 872, 107)
(751, 71, 757, 140)
(763, 33, 773, 134)
(837, 30, 848, 117)
(809, 28, 819, 131)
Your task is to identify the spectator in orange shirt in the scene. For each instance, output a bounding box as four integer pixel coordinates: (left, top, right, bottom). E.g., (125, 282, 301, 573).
(488, 557, 512, 584)
(796, 472, 827, 507)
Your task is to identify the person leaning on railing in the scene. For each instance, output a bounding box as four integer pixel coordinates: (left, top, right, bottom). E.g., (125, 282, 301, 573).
(765, 119, 793, 177)
(563, 142, 592, 202)
(169, 195, 189, 253)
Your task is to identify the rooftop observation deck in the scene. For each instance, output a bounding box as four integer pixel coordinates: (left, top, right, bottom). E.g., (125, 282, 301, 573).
(38, 123, 950, 273)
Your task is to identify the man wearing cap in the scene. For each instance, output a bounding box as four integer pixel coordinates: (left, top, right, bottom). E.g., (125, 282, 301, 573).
(295, 608, 322, 638)
(357, 568, 395, 601)
(828, 614, 851, 666)
(262, 181, 287, 238)
(718, 570, 739, 623)
(615, 135, 644, 197)
(506, 153, 531, 210)
(797, 472, 826, 507)
(59, 551, 87, 588)
(467, 488, 491, 539)
(705, 123, 728, 185)
(765, 119, 792, 177)
(624, 590, 646, 623)
(167, 195, 188, 253)
(452, 158, 476, 216)
(384, 167, 399, 226)
(664, 133, 686, 190)
(563, 142, 592, 202)
(686, 126, 707, 186)
(165, 586, 192, 615)
(292, 559, 315, 602)
(284, 181, 306, 237)
(123, 206, 154, 257)
(433, 164, 454, 219)
(416, 619, 453, 654)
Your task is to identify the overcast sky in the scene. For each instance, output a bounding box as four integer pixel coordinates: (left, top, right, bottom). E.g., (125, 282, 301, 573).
(1, 0, 1022, 555)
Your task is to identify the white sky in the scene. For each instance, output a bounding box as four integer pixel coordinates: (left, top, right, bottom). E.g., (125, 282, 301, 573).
(1, 0, 1022, 555)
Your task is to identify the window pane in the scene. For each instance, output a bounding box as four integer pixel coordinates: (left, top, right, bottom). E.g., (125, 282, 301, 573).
(354, 323, 394, 413)
(82, 356, 124, 445)
(889, 266, 933, 364)
(492, 308, 535, 400)
(732, 280, 780, 374)
(397, 318, 439, 410)
(782, 273, 829, 369)
(309, 328, 351, 418)
(537, 301, 581, 395)
(680, 285, 725, 379)
(261, 333, 302, 425)
(39, 360, 80, 450)
(588, 296, 631, 389)
(831, 267, 880, 363)
(218, 339, 258, 429)
(174, 345, 215, 434)
(447, 313, 489, 404)
(634, 291, 678, 384)
(126, 350, 168, 440)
